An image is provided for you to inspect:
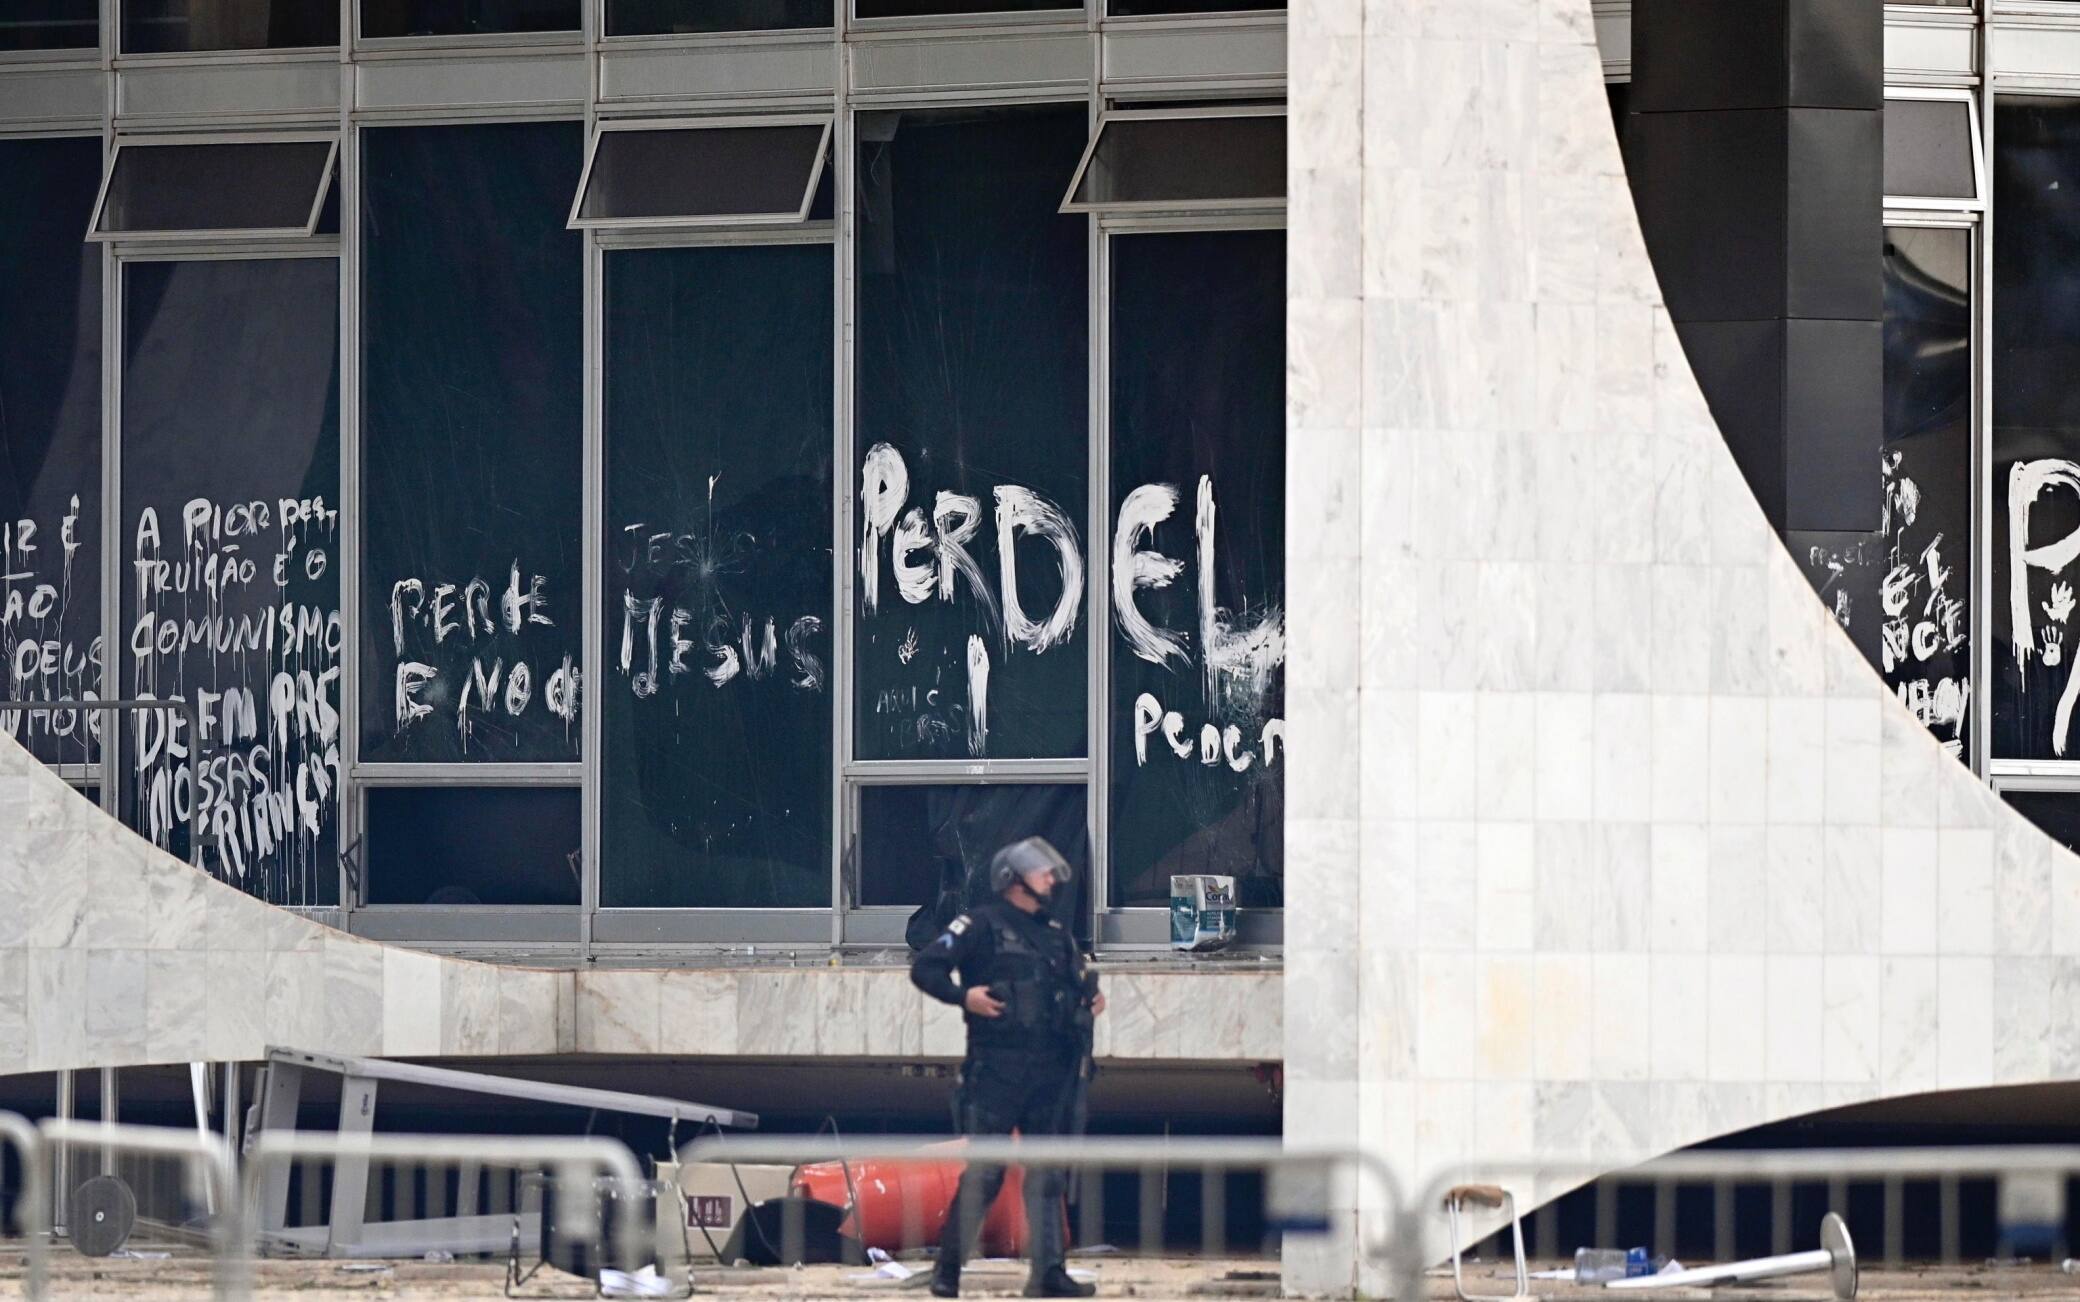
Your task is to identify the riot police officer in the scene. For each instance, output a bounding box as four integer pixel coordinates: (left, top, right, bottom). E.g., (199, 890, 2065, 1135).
(910, 836, 1105, 1299)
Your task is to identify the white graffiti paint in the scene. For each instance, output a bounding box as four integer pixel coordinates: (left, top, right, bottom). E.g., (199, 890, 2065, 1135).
(993, 485, 1084, 654)
(965, 635, 989, 758)
(1112, 483, 1189, 670)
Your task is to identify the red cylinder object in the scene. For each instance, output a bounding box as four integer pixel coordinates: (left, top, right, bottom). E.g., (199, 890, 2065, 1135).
(791, 1139, 1033, 1257)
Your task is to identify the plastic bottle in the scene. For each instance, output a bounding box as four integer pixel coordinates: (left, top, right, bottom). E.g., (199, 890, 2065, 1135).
(1574, 1247, 1652, 1283)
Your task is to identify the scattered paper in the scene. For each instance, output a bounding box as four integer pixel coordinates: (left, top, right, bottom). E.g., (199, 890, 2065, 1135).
(602, 1264, 674, 1298)
(845, 1259, 916, 1282)
(1530, 1268, 1574, 1281)
(109, 1250, 170, 1261)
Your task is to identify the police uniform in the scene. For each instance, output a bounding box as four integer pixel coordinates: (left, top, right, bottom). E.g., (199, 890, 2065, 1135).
(911, 862, 1097, 1299)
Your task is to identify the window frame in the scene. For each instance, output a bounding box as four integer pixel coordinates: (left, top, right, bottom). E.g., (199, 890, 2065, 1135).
(1059, 104, 1286, 218)
(1885, 86, 1987, 213)
(86, 132, 340, 243)
(567, 114, 834, 231)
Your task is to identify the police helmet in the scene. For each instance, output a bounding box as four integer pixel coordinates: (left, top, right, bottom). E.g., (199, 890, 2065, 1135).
(989, 836, 1072, 896)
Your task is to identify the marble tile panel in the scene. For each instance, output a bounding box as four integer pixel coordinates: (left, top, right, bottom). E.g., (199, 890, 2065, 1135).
(499, 969, 565, 1056)
(1416, 822, 1477, 950)
(1649, 695, 1710, 824)
(920, 992, 965, 1058)
(263, 949, 325, 1053)
(1821, 826, 1880, 955)
(1822, 697, 1882, 827)
(1533, 692, 1594, 820)
(1879, 957, 1939, 1093)
(1475, 822, 1535, 952)
(380, 947, 443, 1057)
(1936, 828, 1995, 956)
(1595, 822, 1651, 953)
(1647, 823, 1708, 953)
(84, 949, 148, 1063)
(1535, 563, 1598, 692)
(1591, 954, 1651, 1081)
(4, 954, 60, 1079)
(735, 971, 816, 1056)
(441, 960, 500, 1055)
(0, 950, 24, 1074)
(1591, 693, 1652, 822)
(1935, 957, 1993, 1091)
(1994, 819, 2052, 956)
(2051, 959, 2080, 1079)
(1879, 828, 1939, 955)
(1590, 436, 1658, 567)
(1416, 691, 1480, 820)
(578, 969, 662, 1055)
(1529, 954, 1593, 1081)
(1763, 955, 1823, 1081)
(1706, 955, 1766, 1081)
(1765, 698, 1826, 825)
(320, 938, 384, 1058)
(1763, 826, 1823, 954)
(1707, 696, 1767, 824)
(1991, 957, 2053, 1084)
(660, 969, 740, 1056)
(1708, 567, 1772, 695)
(1705, 826, 1765, 954)
(1648, 953, 1708, 1081)
(204, 948, 265, 1063)
(1647, 565, 1715, 695)
(146, 863, 210, 951)
(1533, 821, 1596, 952)
(817, 969, 869, 1056)
(1474, 692, 1536, 819)
(146, 950, 211, 1064)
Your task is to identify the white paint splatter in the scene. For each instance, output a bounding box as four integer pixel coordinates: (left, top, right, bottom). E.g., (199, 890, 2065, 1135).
(965, 635, 989, 757)
(993, 485, 1084, 653)
(858, 442, 909, 614)
(1112, 483, 1188, 669)
(1196, 476, 1285, 718)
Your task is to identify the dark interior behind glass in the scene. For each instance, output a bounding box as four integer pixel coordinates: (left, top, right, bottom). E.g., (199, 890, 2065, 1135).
(123, 0, 337, 52)
(366, 786, 581, 905)
(362, 0, 579, 37)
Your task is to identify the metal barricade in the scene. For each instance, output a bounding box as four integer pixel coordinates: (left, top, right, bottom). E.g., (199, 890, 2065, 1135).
(39, 1117, 239, 1301)
(675, 1133, 1404, 1277)
(239, 1130, 662, 1290)
(0, 1111, 49, 1301)
(1407, 1144, 2080, 1301)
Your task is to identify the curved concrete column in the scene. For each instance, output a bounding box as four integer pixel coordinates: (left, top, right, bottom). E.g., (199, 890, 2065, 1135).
(1283, 0, 2077, 1291)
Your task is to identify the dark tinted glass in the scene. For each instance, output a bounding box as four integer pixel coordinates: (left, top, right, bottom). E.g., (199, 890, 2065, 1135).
(1069, 114, 1284, 209)
(1108, 0, 1275, 15)
(855, 0, 1071, 21)
(361, 0, 579, 36)
(2004, 791, 2080, 856)
(0, 138, 103, 768)
(0, 1, 97, 50)
(123, 0, 337, 51)
(1108, 230, 1284, 909)
(119, 256, 341, 906)
(601, 243, 833, 909)
(856, 783, 1087, 928)
(1790, 226, 1972, 762)
(366, 786, 580, 905)
(360, 123, 584, 764)
(853, 105, 1089, 761)
(607, 0, 831, 32)
(578, 125, 826, 224)
(97, 142, 334, 237)
(1886, 97, 1976, 200)
(1994, 98, 2080, 761)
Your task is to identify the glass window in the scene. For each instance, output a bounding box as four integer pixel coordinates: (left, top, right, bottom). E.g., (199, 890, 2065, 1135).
(571, 122, 830, 229)
(1885, 96, 1980, 203)
(360, 123, 584, 765)
(90, 140, 337, 241)
(1106, 0, 1277, 16)
(855, 0, 1073, 23)
(606, 0, 831, 32)
(856, 783, 1088, 925)
(361, 0, 580, 37)
(1108, 230, 1284, 909)
(118, 256, 341, 905)
(122, 0, 337, 52)
(1064, 112, 1285, 214)
(0, 1, 97, 50)
(1993, 97, 2080, 761)
(365, 786, 580, 905)
(1790, 226, 1973, 762)
(0, 138, 103, 769)
(601, 242, 833, 909)
(853, 104, 1090, 761)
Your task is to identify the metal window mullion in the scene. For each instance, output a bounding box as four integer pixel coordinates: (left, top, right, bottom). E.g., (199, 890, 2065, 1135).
(98, 178, 119, 822)
(338, 0, 359, 912)
(1977, 52, 1997, 777)
(1087, 51, 1109, 943)
(581, 0, 604, 955)
(831, 18, 854, 944)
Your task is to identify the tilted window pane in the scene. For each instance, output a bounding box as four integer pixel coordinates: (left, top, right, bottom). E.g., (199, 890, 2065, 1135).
(1885, 97, 1976, 201)
(0, 1, 97, 51)
(360, 123, 585, 764)
(1993, 97, 2080, 761)
(118, 256, 341, 906)
(123, 0, 337, 52)
(366, 786, 581, 905)
(607, 0, 832, 33)
(1789, 226, 1972, 762)
(574, 124, 828, 227)
(361, 0, 579, 36)
(93, 141, 335, 239)
(0, 138, 103, 768)
(1066, 113, 1284, 212)
(1108, 230, 1284, 909)
(857, 783, 1088, 935)
(601, 243, 833, 909)
(853, 105, 1090, 761)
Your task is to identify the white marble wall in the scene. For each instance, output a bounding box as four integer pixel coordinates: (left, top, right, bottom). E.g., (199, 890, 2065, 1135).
(0, 735, 1275, 1073)
(1283, 0, 2080, 1292)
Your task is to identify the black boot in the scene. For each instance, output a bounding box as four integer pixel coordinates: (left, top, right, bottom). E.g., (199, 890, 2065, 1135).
(930, 1258, 962, 1298)
(1024, 1267, 1095, 1298)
